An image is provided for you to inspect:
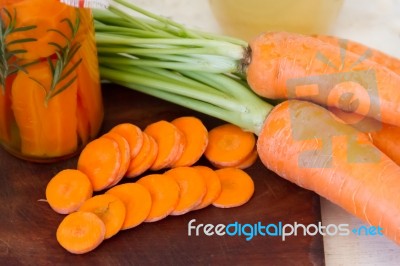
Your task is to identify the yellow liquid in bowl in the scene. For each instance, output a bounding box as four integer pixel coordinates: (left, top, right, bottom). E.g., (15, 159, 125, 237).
(209, 0, 343, 41)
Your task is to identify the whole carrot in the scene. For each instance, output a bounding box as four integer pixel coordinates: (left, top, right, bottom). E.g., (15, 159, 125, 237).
(246, 31, 400, 128)
(257, 100, 400, 244)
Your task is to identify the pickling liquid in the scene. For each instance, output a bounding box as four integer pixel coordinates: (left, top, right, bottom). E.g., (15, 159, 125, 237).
(209, 0, 344, 41)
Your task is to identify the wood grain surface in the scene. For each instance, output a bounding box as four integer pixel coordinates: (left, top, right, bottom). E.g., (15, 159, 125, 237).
(0, 84, 324, 265)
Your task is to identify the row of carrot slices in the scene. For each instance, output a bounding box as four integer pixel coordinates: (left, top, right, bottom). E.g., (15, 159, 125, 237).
(45, 116, 258, 254)
(77, 116, 258, 192)
(50, 166, 254, 254)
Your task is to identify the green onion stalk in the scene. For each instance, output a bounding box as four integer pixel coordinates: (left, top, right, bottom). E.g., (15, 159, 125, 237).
(94, 0, 273, 134)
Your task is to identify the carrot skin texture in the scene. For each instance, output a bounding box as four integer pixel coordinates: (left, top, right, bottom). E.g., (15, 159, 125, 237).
(315, 35, 400, 75)
(246, 32, 400, 127)
(257, 100, 400, 244)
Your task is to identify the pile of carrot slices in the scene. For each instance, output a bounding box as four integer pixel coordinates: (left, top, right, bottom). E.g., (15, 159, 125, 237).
(45, 116, 258, 254)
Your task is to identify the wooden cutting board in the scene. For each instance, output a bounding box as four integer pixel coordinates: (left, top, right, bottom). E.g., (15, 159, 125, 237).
(0, 84, 324, 265)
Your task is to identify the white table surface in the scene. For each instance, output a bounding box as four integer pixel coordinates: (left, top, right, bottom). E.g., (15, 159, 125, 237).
(133, 1, 400, 264)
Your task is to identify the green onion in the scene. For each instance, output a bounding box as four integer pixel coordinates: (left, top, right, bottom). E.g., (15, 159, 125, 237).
(94, 0, 273, 134)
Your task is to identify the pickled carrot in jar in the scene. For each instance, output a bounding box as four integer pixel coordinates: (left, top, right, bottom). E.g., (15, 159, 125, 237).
(0, 0, 103, 162)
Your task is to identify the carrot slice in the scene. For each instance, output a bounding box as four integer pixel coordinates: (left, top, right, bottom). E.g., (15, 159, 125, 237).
(78, 194, 126, 239)
(45, 169, 93, 214)
(110, 123, 144, 158)
(125, 133, 158, 178)
(192, 166, 222, 210)
(165, 167, 207, 215)
(106, 183, 152, 230)
(137, 174, 180, 222)
(101, 132, 131, 185)
(144, 120, 185, 170)
(170, 116, 208, 167)
(212, 148, 258, 170)
(204, 124, 256, 167)
(212, 168, 255, 208)
(77, 137, 121, 191)
(56, 211, 106, 255)
(234, 149, 258, 169)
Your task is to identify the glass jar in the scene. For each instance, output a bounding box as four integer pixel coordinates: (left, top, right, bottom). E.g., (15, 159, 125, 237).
(0, 0, 103, 162)
(209, 0, 344, 41)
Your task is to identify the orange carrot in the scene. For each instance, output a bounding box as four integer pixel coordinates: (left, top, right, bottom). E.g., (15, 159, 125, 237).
(234, 149, 258, 169)
(11, 61, 78, 158)
(315, 34, 400, 75)
(76, 100, 91, 146)
(257, 100, 400, 244)
(5, 0, 76, 60)
(211, 148, 258, 170)
(192, 166, 222, 210)
(212, 168, 255, 208)
(110, 123, 144, 158)
(165, 167, 207, 215)
(329, 107, 400, 166)
(125, 133, 158, 178)
(101, 132, 131, 185)
(56, 211, 106, 254)
(204, 124, 256, 167)
(136, 174, 180, 222)
(246, 31, 400, 128)
(73, 8, 104, 140)
(369, 124, 400, 166)
(170, 116, 208, 167)
(77, 137, 121, 191)
(144, 120, 185, 170)
(45, 169, 93, 214)
(78, 194, 126, 239)
(106, 183, 152, 230)
(0, 74, 15, 143)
